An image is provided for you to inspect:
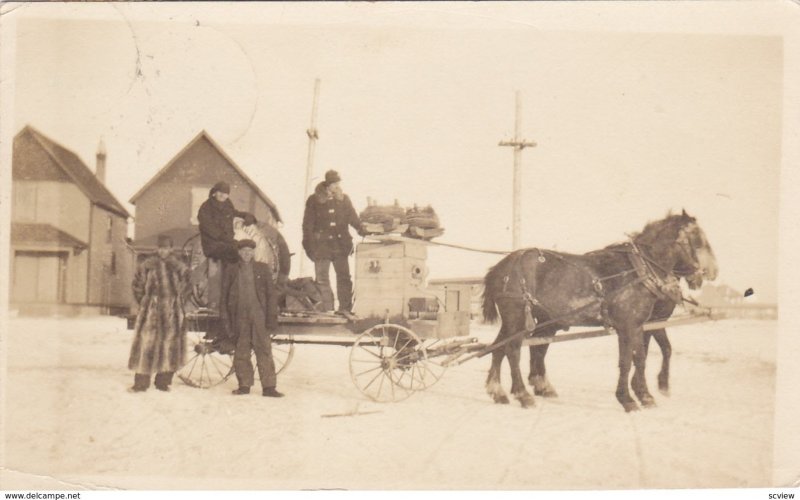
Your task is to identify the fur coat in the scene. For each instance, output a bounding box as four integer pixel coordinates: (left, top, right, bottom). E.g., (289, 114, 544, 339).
(232, 218, 291, 282)
(128, 255, 191, 374)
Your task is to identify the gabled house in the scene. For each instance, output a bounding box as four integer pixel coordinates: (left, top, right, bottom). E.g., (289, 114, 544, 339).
(129, 131, 281, 251)
(10, 125, 133, 315)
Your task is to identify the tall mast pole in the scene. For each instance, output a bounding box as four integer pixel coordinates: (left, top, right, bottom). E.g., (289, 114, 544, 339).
(499, 90, 536, 250)
(300, 78, 321, 276)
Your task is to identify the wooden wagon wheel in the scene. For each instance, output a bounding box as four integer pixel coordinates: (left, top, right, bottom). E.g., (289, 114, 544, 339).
(394, 337, 448, 392)
(177, 331, 295, 389)
(349, 323, 423, 403)
(177, 330, 233, 388)
(271, 333, 295, 376)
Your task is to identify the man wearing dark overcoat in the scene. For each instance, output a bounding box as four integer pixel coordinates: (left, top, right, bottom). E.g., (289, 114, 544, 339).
(197, 180, 256, 314)
(302, 170, 363, 316)
(221, 239, 285, 397)
(198, 181, 255, 263)
(128, 235, 191, 392)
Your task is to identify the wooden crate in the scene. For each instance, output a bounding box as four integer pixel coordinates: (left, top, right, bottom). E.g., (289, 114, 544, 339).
(356, 241, 427, 260)
(355, 257, 426, 279)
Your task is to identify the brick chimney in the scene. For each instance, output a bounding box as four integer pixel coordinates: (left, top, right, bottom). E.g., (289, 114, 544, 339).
(96, 139, 107, 184)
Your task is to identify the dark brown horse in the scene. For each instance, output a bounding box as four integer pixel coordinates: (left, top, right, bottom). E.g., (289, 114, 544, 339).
(528, 272, 705, 399)
(482, 211, 717, 412)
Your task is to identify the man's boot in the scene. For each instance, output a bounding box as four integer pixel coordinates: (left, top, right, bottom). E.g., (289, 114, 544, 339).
(129, 373, 150, 392)
(262, 387, 285, 398)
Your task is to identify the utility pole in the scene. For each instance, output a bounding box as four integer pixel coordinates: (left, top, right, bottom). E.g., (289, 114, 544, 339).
(498, 91, 536, 250)
(300, 78, 321, 277)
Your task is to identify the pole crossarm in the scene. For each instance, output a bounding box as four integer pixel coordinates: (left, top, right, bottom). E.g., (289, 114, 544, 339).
(498, 139, 537, 150)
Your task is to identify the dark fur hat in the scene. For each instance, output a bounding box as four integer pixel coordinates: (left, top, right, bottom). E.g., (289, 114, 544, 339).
(211, 181, 231, 195)
(324, 170, 341, 186)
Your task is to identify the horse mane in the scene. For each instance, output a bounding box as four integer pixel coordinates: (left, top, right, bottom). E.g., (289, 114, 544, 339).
(630, 211, 695, 245)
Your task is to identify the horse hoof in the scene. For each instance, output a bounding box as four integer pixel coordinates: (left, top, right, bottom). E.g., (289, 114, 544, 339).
(518, 395, 536, 409)
(623, 402, 640, 413)
(658, 387, 671, 397)
(537, 388, 558, 398)
(641, 398, 657, 408)
(494, 395, 510, 405)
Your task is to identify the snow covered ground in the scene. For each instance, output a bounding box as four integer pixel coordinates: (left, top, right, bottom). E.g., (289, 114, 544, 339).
(1, 316, 777, 490)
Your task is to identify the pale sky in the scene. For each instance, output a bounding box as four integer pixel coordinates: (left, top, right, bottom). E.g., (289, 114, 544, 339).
(3, 2, 791, 302)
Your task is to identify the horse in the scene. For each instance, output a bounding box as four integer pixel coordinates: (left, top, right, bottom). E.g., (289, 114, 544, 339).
(482, 210, 718, 412)
(527, 270, 705, 399)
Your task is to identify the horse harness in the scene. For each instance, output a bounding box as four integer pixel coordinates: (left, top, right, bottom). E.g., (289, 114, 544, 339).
(496, 243, 684, 336)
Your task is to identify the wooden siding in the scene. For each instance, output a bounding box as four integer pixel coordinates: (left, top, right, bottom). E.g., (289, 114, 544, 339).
(87, 205, 133, 307)
(133, 135, 276, 244)
(13, 182, 91, 244)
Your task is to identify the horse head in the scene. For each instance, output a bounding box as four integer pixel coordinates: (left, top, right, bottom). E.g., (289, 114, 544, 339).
(674, 209, 718, 282)
(636, 209, 718, 284)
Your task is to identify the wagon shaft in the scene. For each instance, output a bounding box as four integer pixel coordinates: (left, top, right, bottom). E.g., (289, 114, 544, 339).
(522, 311, 725, 347)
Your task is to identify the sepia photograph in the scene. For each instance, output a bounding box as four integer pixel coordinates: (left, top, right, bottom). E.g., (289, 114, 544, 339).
(0, 1, 798, 495)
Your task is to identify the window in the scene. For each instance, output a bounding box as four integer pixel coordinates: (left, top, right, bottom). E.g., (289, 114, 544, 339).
(110, 251, 117, 275)
(12, 183, 37, 222)
(190, 186, 211, 225)
(106, 216, 113, 243)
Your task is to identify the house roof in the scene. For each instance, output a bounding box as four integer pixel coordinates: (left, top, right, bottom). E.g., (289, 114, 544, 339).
(11, 223, 88, 249)
(17, 126, 131, 219)
(128, 131, 282, 223)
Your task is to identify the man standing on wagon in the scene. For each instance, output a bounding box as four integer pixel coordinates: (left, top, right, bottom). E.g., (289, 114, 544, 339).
(302, 170, 363, 317)
(221, 239, 285, 398)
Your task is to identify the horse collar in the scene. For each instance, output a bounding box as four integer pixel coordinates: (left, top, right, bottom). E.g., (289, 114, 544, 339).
(627, 243, 683, 303)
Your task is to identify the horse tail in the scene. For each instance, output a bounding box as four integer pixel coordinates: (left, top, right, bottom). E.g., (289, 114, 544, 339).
(482, 256, 512, 324)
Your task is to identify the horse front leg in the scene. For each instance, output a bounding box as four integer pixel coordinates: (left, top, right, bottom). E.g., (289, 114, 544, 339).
(616, 329, 639, 412)
(507, 339, 535, 408)
(529, 344, 558, 397)
(651, 329, 671, 396)
(486, 348, 510, 404)
(631, 326, 656, 408)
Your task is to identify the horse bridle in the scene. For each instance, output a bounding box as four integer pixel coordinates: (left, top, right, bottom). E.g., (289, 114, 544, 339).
(673, 224, 705, 278)
(634, 222, 704, 280)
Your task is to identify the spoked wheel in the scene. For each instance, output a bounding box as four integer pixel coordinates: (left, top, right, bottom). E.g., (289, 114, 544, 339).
(178, 330, 234, 388)
(394, 337, 448, 392)
(349, 324, 422, 403)
(271, 333, 295, 375)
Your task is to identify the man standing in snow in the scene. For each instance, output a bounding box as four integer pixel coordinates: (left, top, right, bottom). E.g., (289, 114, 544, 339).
(221, 239, 284, 398)
(302, 170, 363, 317)
(128, 235, 191, 392)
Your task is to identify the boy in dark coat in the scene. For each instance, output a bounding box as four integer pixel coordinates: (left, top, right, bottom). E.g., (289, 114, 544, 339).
(301, 170, 363, 315)
(128, 235, 191, 392)
(197, 181, 255, 263)
(197, 181, 255, 311)
(221, 239, 284, 397)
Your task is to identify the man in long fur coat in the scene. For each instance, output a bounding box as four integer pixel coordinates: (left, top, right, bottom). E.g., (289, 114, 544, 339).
(128, 235, 191, 392)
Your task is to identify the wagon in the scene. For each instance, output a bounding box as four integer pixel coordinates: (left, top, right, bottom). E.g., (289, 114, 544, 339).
(128, 233, 721, 403)
(129, 234, 477, 402)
